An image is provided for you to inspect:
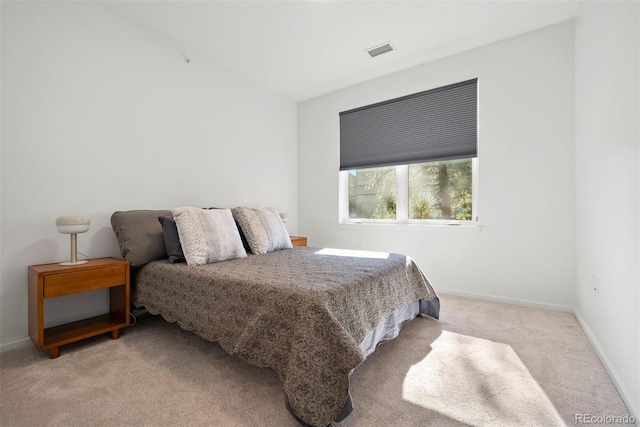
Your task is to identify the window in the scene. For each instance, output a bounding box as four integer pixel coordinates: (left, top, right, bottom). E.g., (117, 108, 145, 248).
(348, 166, 396, 219)
(339, 79, 478, 225)
(341, 158, 477, 223)
(408, 159, 474, 221)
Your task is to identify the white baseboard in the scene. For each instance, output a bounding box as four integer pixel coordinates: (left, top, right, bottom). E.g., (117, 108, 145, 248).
(436, 287, 574, 312)
(574, 309, 639, 423)
(0, 337, 32, 353)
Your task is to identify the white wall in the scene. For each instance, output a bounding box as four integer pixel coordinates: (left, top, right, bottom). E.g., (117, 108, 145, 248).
(0, 2, 298, 349)
(298, 22, 575, 310)
(574, 0, 639, 418)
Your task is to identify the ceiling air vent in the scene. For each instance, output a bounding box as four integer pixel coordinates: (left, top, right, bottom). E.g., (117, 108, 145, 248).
(366, 42, 395, 58)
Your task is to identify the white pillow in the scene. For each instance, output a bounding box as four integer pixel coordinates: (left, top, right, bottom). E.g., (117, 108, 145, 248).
(171, 207, 247, 266)
(232, 207, 293, 255)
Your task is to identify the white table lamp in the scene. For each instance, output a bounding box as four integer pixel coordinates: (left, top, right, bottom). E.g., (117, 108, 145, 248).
(56, 215, 90, 266)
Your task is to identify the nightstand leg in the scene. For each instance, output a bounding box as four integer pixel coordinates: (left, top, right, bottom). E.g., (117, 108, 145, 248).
(111, 329, 120, 340)
(48, 347, 60, 359)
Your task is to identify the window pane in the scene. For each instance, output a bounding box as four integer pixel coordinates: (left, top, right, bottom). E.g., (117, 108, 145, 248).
(408, 159, 473, 220)
(348, 166, 396, 219)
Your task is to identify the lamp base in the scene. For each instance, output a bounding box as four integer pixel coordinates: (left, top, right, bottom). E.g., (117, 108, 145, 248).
(59, 260, 89, 266)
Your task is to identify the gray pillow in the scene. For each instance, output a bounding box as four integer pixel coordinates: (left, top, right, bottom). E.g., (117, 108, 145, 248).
(205, 207, 252, 253)
(157, 216, 186, 264)
(232, 207, 293, 255)
(172, 206, 247, 266)
(110, 210, 172, 268)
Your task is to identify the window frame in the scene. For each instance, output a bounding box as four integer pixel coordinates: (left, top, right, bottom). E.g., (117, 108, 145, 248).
(339, 158, 479, 226)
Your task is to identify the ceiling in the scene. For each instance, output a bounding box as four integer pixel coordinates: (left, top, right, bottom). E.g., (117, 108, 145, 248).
(102, 1, 579, 102)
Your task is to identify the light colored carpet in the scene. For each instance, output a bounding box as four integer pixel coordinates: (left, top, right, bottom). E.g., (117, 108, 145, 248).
(0, 295, 633, 427)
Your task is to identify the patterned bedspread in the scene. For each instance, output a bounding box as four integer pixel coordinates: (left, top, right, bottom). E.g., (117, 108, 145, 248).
(133, 246, 439, 426)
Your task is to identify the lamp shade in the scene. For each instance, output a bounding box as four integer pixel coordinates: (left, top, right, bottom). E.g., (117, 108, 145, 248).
(56, 216, 90, 234)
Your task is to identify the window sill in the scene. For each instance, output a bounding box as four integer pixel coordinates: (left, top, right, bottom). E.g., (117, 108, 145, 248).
(336, 222, 483, 233)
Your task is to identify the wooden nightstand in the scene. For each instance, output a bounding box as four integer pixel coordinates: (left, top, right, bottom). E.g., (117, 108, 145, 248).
(290, 236, 307, 247)
(28, 257, 130, 359)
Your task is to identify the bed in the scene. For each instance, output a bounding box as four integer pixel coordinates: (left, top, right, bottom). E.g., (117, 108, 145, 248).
(111, 209, 440, 427)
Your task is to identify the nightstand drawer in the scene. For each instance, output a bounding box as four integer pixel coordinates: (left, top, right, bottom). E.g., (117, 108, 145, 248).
(44, 266, 126, 298)
(290, 236, 307, 247)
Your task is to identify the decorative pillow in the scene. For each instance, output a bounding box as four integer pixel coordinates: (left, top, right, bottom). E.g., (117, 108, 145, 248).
(110, 210, 173, 268)
(157, 216, 186, 263)
(204, 207, 252, 254)
(171, 206, 247, 266)
(232, 207, 293, 255)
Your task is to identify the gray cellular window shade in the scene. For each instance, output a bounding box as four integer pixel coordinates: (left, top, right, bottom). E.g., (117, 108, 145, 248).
(339, 78, 477, 171)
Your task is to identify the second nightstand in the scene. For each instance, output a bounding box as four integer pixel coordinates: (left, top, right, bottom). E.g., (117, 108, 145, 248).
(290, 236, 308, 247)
(28, 257, 130, 359)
